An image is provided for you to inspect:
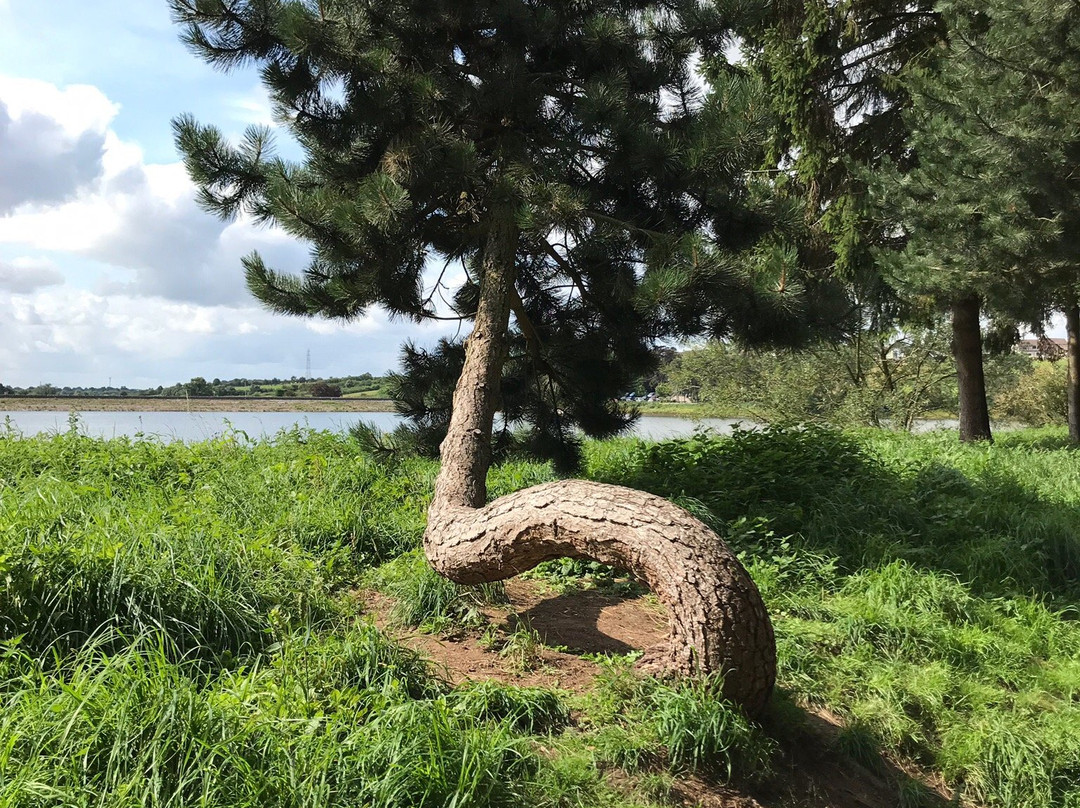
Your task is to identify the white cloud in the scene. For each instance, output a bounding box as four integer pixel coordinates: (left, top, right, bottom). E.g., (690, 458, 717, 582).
(0, 74, 456, 388)
(0, 77, 116, 214)
(0, 78, 310, 306)
(227, 84, 276, 128)
(0, 257, 64, 293)
(0, 75, 118, 135)
(0, 285, 445, 387)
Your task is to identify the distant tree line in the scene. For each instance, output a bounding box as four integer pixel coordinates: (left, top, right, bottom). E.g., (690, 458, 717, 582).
(0, 374, 390, 400)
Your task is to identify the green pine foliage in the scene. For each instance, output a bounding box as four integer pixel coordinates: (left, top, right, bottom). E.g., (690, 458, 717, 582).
(744, 1, 944, 314)
(876, 0, 1080, 325)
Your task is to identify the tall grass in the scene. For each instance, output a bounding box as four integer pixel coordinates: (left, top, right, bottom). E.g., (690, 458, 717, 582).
(588, 425, 1080, 807)
(0, 631, 536, 808)
(3, 421, 1080, 807)
(0, 425, 436, 658)
(366, 550, 507, 633)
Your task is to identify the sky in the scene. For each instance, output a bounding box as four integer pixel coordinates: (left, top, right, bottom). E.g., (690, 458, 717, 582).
(0, 1, 454, 389)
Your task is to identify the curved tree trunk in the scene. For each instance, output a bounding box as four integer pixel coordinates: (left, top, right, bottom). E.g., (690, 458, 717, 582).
(423, 205, 777, 716)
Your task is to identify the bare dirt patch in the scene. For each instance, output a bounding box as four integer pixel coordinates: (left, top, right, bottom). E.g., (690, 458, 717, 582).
(365, 579, 955, 808)
(504, 578, 667, 658)
(364, 580, 660, 692)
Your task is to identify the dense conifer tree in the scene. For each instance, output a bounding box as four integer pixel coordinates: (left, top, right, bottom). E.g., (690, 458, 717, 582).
(171, 0, 781, 712)
(744, 0, 942, 337)
(742, 3, 1021, 439)
(878, 0, 1080, 442)
(747, 0, 942, 278)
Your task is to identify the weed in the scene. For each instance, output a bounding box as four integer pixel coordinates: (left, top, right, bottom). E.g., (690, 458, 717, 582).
(636, 772, 678, 804)
(649, 678, 776, 780)
(835, 721, 884, 772)
(498, 616, 544, 672)
(897, 776, 939, 808)
(366, 549, 506, 633)
(525, 745, 609, 808)
(449, 680, 570, 734)
(591, 724, 664, 772)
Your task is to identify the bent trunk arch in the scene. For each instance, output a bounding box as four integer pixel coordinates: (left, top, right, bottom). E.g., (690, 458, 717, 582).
(426, 480, 776, 714)
(422, 203, 776, 716)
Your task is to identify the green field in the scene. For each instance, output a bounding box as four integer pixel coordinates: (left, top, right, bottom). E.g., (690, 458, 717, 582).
(1, 422, 1078, 807)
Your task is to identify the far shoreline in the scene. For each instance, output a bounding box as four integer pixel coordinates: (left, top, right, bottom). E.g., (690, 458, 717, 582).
(0, 396, 721, 419)
(0, 397, 398, 413)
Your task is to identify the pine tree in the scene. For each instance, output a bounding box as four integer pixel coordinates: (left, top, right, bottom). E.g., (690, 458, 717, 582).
(171, 0, 780, 712)
(878, 0, 1080, 441)
(744, 2, 943, 317)
(744, 3, 998, 435)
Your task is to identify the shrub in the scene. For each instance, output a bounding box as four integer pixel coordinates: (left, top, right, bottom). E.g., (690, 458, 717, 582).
(309, 381, 343, 398)
(994, 361, 1067, 426)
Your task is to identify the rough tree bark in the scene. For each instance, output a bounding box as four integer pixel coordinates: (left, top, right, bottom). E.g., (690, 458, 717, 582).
(951, 294, 993, 443)
(1067, 301, 1080, 445)
(422, 206, 777, 716)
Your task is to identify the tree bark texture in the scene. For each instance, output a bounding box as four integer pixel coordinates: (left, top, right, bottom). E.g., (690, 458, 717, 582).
(422, 207, 777, 716)
(1067, 302, 1080, 444)
(425, 479, 777, 715)
(951, 295, 993, 443)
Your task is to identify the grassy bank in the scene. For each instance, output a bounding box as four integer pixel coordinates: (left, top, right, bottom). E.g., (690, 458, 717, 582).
(0, 396, 396, 413)
(1, 423, 1078, 807)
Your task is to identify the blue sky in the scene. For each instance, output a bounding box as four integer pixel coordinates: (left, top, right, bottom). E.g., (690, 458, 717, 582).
(0, 0, 451, 388)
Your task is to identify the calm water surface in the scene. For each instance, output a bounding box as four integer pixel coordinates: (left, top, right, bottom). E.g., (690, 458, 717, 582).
(0, 410, 963, 442)
(0, 410, 760, 442)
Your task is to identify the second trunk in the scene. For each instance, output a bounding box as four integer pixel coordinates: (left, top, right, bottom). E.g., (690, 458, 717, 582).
(1067, 302, 1080, 444)
(951, 295, 992, 443)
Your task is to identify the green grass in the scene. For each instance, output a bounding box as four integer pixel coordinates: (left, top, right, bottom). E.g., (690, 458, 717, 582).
(366, 549, 507, 633)
(586, 425, 1080, 807)
(0, 631, 535, 808)
(2, 419, 1080, 807)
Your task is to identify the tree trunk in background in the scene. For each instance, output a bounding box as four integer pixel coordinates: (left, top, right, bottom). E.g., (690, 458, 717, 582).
(951, 295, 993, 442)
(422, 207, 777, 716)
(1067, 302, 1080, 444)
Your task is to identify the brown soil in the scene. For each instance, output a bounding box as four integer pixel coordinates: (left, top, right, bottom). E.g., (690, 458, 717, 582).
(0, 396, 393, 413)
(365, 578, 958, 808)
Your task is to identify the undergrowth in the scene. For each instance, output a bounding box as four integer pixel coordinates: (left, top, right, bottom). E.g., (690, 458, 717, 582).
(366, 549, 507, 633)
(2, 421, 1079, 807)
(587, 424, 1080, 808)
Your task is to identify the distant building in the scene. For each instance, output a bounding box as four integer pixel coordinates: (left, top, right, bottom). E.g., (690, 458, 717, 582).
(1015, 338, 1067, 361)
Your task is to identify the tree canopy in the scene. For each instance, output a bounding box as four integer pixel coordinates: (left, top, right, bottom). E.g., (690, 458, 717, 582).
(871, 0, 1080, 440)
(171, 0, 844, 467)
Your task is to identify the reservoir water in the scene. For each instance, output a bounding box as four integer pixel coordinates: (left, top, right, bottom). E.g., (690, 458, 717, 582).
(0, 409, 759, 442)
(0, 409, 966, 442)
